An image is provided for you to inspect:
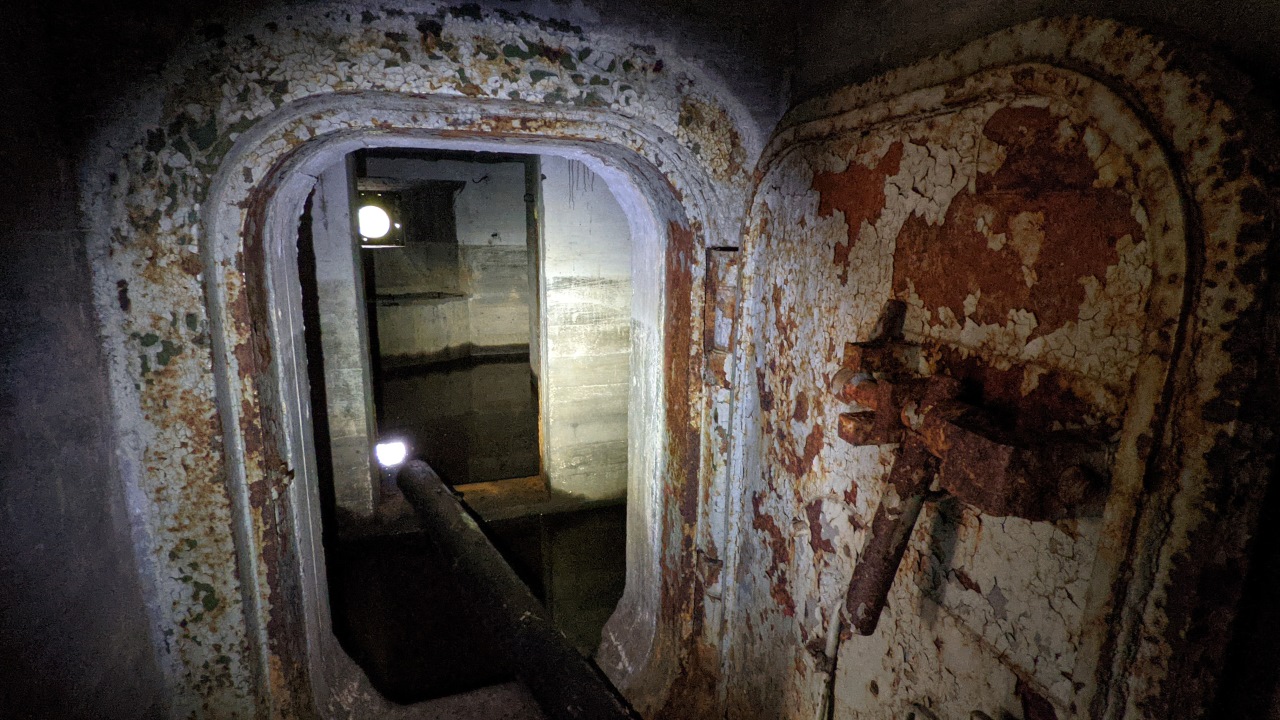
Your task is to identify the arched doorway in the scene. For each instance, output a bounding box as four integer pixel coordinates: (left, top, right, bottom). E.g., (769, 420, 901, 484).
(86, 7, 760, 713)
(202, 95, 717, 716)
(296, 143, 639, 699)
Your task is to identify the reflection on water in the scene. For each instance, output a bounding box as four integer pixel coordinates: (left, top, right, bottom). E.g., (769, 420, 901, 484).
(378, 355, 540, 486)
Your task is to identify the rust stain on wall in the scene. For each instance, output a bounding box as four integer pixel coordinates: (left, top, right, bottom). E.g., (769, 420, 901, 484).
(665, 220, 702, 529)
(239, 172, 312, 715)
(804, 499, 836, 554)
(893, 107, 1136, 338)
(811, 141, 903, 285)
(778, 425, 824, 478)
(656, 217, 718, 720)
(751, 492, 796, 617)
(726, 17, 1278, 720)
(792, 390, 809, 422)
(922, 342, 1111, 432)
(756, 365, 776, 412)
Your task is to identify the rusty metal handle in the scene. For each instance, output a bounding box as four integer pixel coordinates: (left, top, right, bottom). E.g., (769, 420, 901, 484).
(844, 438, 936, 636)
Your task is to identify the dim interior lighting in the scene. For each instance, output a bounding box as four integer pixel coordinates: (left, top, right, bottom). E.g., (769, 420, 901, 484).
(358, 205, 392, 239)
(375, 440, 408, 467)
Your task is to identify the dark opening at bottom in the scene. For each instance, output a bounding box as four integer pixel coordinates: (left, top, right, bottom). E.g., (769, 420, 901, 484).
(327, 504, 627, 703)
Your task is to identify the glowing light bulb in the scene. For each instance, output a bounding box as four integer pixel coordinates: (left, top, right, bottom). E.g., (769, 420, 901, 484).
(375, 440, 407, 467)
(358, 205, 391, 239)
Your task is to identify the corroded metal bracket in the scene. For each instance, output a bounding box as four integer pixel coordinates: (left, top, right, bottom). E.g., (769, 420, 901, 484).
(835, 302, 1106, 635)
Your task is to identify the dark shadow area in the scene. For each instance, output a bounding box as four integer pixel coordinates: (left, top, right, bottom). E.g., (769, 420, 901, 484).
(379, 356, 541, 487)
(327, 532, 517, 703)
(487, 504, 630, 653)
(296, 190, 342, 548)
(1211, 434, 1280, 717)
(327, 503, 627, 703)
(534, 503, 628, 654)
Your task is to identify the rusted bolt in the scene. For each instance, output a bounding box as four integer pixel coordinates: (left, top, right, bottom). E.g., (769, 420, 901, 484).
(829, 366, 859, 395)
(838, 411, 903, 446)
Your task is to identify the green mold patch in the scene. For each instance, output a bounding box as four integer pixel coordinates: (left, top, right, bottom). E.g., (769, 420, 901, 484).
(502, 38, 576, 70)
(448, 4, 484, 21)
(502, 43, 531, 60)
(190, 115, 219, 152)
(168, 538, 197, 562)
(156, 340, 183, 367)
(192, 580, 221, 613)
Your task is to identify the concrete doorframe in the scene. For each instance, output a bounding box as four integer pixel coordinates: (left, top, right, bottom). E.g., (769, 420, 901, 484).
(201, 92, 705, 717)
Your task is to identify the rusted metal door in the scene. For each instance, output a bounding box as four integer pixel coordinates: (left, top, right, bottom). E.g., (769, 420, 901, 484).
(726, 63, 1197, 719)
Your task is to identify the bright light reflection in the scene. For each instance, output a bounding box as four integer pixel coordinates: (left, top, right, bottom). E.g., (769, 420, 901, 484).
(375, 440, 408, 467)
(358, 205, 391, 239)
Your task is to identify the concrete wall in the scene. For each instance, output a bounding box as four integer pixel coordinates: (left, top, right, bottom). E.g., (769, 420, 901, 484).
(0, 9, 166, 715)
(793, 0, 1280, 101)
(363, 156, 533, 364)
(311, 159, 379, 519)
(526, 160, 544, 385)
(0, 0, 761, 715)
(365, 153, 635, 501)
(787, 6, 1280, 718)
(0, 202, 168, 720)
(540, 157, 633, 501)
(10, 0, 1278, 717)
(381, 359, 541, 486)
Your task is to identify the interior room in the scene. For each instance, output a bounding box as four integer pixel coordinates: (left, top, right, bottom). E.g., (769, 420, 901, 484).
(295, 146, 634, 698)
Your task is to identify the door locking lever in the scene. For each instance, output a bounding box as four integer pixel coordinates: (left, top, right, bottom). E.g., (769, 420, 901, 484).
(833, 301, 1106, 635)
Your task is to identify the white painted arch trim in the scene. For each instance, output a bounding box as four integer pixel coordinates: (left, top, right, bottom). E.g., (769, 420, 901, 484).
(202, 91, 718, 717)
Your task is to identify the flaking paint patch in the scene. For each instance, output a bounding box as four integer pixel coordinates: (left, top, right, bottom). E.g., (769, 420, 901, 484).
(751, 492, 796, 617)
(811, 142, 904, 285)
(894, 106, 1139, 343)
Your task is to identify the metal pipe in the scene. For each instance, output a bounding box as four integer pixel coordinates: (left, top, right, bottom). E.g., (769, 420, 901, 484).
(396, 460, 640, 720)
(844, 437, 937, 635)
